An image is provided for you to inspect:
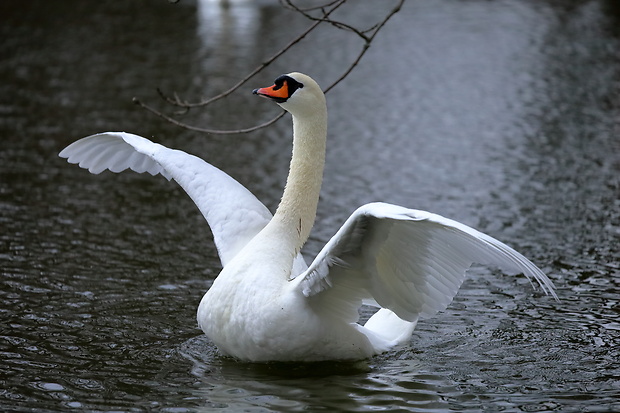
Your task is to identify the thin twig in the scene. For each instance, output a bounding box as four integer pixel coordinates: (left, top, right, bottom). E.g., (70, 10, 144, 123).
(279, 0, 341, 13)
(281, 0, 371, 42)
(324, 0, 404, 94)
(133, 97, 287, 135)
(139, 0, 404, 134)
(161, 0, 347, 109)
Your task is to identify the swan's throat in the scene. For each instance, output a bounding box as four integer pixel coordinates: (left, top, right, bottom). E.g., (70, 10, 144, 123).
(273, 111, 327, 251)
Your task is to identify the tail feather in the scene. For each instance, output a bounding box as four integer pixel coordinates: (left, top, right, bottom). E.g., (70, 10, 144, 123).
(359, 308, 417, 353)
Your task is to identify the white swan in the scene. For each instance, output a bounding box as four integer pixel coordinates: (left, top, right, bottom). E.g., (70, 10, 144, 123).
(59, 72, 557, 362)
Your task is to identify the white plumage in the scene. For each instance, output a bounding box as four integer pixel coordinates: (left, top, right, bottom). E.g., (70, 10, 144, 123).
(59, 72, 557, 362)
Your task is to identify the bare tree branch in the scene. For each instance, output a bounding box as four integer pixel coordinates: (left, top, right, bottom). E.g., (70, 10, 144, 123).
(135, 0, 404, 134)
(133, 97, 287, 135)
(155, 0, 347, 110)
(280, 0, 380, 42)
(325, 0, 404, 94)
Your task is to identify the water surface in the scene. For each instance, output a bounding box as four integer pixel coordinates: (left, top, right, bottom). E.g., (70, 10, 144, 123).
(1, 0, 619, 411)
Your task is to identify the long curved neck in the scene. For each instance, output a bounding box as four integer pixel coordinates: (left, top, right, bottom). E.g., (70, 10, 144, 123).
(273, 107, 327, 253)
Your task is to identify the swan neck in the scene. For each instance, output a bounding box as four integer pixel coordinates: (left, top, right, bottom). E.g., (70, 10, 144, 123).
(274, 109, 327, 251)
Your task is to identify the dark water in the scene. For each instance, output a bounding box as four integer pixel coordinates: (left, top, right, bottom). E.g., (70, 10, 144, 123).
(1, 0, 619, 411)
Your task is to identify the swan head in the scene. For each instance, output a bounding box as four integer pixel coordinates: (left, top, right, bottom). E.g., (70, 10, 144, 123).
(253, 72, 326, 117)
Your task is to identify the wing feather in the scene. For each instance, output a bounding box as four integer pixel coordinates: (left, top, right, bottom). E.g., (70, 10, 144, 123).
(295, 202, 557, 324)
(59, 132, 304, 269)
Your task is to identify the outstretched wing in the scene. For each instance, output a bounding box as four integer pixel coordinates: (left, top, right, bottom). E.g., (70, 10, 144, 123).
(59, 132, 284, 268)
(295, 202, 557, 323)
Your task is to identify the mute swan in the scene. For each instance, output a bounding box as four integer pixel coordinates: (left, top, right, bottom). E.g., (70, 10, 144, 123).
(59, 72, 557, 362)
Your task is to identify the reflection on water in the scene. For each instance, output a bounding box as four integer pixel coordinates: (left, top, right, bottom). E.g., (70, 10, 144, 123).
(1, 0, 619, 411)
(195, 0, 260, 87)
(181, 336, 456, 412)
(197, 0, 258, 46)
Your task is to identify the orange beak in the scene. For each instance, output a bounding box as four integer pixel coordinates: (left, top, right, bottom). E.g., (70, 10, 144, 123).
(253, 81, 290, 102)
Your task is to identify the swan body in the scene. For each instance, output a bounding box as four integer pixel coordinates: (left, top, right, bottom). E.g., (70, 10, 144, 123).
(59, 72, 557, 362)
